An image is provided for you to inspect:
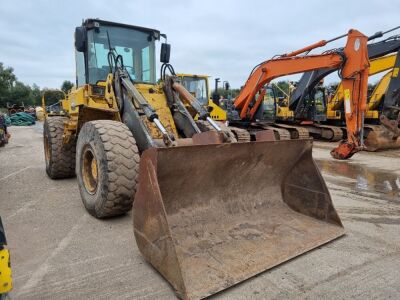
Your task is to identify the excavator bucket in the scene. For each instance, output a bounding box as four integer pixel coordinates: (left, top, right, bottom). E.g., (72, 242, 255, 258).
(133, 139, 344, 300)
(364, 125, 400, 151)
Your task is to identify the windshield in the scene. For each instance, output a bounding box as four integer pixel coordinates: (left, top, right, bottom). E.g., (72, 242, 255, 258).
(314, 89, 326, 113)
(181, 76, 208, 105)
(262, 87, 276, 119)
(86, 25, 156, 84)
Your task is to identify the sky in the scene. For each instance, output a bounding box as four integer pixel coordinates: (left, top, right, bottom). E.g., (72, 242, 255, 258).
(0, 0, 398, 89)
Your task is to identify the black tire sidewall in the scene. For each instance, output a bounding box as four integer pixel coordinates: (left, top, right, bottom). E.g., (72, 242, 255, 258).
(76, 122, 109, 217)
(43, 118, 52, 175)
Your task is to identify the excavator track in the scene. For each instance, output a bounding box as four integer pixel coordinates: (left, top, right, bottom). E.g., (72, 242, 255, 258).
(273, 123, 309, 139)
(228, 126, 251, 142)
(259, 125, 291, 140)
(302, 124, 343, 141)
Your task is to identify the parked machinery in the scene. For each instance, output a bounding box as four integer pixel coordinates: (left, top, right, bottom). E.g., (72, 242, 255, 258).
(327, 51, 400, 150)
(0, 217, 12, 299)
(0, 115, 10, 147)
(43, 19, 346, 299)
(281, 31, 400, 145)
(176, 73, 227, 121)
(227, 29, 369, 159)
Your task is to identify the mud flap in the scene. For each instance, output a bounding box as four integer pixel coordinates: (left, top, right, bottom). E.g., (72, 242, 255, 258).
(133, 139, 344, 299)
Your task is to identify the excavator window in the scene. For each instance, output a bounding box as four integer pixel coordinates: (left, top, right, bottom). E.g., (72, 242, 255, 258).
(84, 25, 156, 85)
(314, 89, 326, 114)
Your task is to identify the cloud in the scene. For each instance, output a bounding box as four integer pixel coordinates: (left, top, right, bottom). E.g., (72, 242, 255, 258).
(0, 0, 398, 89)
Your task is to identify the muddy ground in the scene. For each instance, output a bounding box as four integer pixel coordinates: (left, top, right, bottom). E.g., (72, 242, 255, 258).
(1, 124, 399, 299)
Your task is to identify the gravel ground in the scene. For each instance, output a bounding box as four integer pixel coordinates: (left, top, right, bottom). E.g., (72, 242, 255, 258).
(1, 124, 399, 300)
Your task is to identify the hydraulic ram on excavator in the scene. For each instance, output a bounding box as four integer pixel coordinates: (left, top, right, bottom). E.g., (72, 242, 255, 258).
(327, 51, 400, 151)
(234, 29, 369, 159)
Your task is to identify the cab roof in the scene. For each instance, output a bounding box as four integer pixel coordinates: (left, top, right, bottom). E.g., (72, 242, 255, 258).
(82, 18, 161, 40)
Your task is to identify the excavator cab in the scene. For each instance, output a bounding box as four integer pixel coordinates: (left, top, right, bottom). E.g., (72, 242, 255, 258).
(253, 85, 277, 122)
(297, 87, 328, 122)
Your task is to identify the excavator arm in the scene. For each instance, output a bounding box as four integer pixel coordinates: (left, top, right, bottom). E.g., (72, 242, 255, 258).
(234, 30, 369, 159)
(290, 34, 400, 118)
(329, 53, 397, 112)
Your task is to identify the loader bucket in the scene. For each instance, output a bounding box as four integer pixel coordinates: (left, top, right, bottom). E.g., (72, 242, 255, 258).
(133, 139, 344, 300)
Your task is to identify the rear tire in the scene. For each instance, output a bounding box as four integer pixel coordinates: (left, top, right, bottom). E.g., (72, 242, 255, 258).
(76, 120, 139, 218)
(44, 117, 76, 179)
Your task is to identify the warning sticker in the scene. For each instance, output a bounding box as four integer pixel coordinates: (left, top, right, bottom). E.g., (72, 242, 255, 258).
(344, 89, 351, 114)
(392, 67, 399, 78)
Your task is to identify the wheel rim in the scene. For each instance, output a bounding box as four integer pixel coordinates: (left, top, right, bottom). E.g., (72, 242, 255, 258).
(44, 134, 51, 166)
(82, 146, 98, 194)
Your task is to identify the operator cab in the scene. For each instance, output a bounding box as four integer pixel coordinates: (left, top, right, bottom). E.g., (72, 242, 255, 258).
(294, 86, 327, 122)
(253, 85, 276, 122)
(74, 19, 160, 87)
(306, 87, 327, 122)
(179, 75, 209, 106)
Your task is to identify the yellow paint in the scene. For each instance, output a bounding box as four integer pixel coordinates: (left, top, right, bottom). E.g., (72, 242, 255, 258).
(327, 53, 397, 120)
(136, 83, 178, 138)
(0, 249, 12, 294)
(368, 54, 396, 75)
(392, 67, 399, 78)
(276, 104, 294, 119)
(207, 101, 227, 121)
(177, 73, 227, 121)
(366, 70, 392, 119)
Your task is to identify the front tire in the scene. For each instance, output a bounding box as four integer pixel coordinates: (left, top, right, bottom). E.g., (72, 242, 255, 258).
(76, 120, 139, 218)
(43, 117, 76, 179)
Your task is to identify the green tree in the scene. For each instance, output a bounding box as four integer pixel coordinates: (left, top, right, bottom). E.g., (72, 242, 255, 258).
(210, 88, 241, 99)
(274, 81, 290, 98)
(61, 80, 74, 94)
(42, 89, 64, 106)
(30, 84, 42, 106)
(8, 81, 31, 105)
(0, 63, 17, 107)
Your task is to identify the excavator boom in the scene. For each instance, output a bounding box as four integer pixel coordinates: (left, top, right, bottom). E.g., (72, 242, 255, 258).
(290, 34, 400, 117)
(234, 30, 369, 159)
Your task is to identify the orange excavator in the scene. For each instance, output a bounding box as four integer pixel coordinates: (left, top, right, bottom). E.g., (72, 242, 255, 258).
(232, 29, 369, 159)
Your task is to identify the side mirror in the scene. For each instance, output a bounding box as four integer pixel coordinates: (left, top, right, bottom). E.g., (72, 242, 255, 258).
(75, 26, 87, 52)
(160, 43, 171, 63)
(224, 82, 230, 91)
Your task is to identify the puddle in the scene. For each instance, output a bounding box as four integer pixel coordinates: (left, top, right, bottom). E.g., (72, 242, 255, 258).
(316, 159, 400, 198)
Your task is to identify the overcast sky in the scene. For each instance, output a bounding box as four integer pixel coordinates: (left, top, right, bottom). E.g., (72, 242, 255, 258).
(0, 0, 398, 89)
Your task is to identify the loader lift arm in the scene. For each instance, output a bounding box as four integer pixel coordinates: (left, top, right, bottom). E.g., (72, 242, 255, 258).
(234, 29, 369, 159)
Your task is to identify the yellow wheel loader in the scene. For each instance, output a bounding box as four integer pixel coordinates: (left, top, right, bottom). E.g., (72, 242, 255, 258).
(0, 218, 12, 300)
(176, 73, 227, 121)
(43, 19, 344, 299)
